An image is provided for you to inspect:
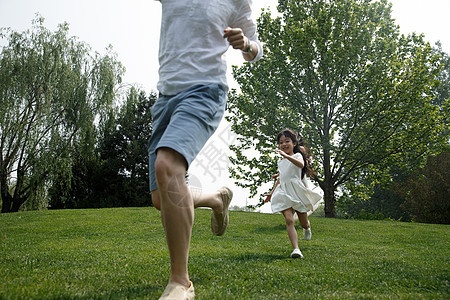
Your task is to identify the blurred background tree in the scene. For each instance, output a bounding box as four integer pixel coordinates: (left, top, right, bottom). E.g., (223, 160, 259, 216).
(0, 16, 124, 212)
(0, 16, 155, 212)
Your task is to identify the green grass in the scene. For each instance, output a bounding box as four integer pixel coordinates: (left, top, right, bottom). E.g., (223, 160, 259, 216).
(0, 208, 449, 299)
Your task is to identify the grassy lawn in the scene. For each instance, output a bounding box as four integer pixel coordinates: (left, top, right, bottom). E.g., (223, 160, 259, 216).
(0, 207, 449, 299)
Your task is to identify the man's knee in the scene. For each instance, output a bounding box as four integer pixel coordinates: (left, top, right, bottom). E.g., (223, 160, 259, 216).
(154, 148, 187, 188)
(154, 155, 171, 184)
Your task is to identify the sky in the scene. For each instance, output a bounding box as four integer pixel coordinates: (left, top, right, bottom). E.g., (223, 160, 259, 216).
(1, 0, 449, 212)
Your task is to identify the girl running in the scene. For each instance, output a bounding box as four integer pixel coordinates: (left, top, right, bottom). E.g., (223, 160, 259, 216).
(265, 129, 322, 258)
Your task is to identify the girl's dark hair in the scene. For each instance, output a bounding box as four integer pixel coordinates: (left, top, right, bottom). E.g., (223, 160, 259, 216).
(277, 129, 317, 178)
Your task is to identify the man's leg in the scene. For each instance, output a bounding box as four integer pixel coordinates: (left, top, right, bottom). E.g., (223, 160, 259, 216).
(154, 147, 193, 288)
(190, 189, 223, 211)
(155, 186, 231, 237)
(152, 188, 223, 212)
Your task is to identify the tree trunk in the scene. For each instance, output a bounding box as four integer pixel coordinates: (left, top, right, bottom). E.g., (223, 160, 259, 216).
(1, 168, 11, 213)
(1, 193, 12, 213)
(321, 150, 336, 217)
(1, 194, 25, 213)
(323, 182, 336, 218)
(11, 196, 25, 212)
(321, 100, 336, 217)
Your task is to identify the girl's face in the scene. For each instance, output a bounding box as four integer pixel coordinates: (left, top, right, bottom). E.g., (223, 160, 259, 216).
(278, 135, 296, 156)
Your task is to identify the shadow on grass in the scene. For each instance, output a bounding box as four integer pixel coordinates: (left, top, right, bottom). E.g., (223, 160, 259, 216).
(230, 253, 288, 261)
(56, 284, 161, 300)
(251, 223, 286, 234)
(192, 252, 287, 264)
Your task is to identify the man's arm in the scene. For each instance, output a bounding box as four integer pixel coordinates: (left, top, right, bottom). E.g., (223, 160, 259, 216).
(223, 27, 258, 61)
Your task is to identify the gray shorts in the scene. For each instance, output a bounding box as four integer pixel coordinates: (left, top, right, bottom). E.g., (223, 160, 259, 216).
(148, 84, 227, 191)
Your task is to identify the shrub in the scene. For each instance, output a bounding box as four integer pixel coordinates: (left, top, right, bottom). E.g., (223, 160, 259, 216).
(395, 151, 450, 224)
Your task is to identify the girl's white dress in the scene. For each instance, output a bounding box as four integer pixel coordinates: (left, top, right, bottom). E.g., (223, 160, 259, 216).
(271, 153, 323, 215)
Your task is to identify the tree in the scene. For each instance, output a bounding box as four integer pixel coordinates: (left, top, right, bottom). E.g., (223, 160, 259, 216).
(0, 16, 124, 212)
(337, 164, 412, 220)
(48, 87, 156, 209)
(433, 42, 450, 108)
(94, 87, 156, 207)
(47, 128, 100, 209)
(432, 42, 450, 139)
(336, 42, 450, 221)
(227, 0, 447, 217)
(394, 151, 450, 224)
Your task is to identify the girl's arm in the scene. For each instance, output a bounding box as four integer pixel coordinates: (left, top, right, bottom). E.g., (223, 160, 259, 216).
(264, 178, 280, 202)
(276, 149, 304, 169)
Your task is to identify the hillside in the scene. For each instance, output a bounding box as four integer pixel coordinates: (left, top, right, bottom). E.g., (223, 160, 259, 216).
(1, 208, 449, 299)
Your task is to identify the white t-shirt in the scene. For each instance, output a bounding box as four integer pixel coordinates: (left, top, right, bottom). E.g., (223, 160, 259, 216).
(157, 0, 263, 95)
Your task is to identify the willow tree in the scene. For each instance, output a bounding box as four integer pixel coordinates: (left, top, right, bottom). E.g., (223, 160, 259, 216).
(227, 0, 447, 217)
(0, 16, 124, 212)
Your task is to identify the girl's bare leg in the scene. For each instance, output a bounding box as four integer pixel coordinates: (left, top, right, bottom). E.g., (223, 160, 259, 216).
(282, 208, 299, 249)
(296, 211, 310, 229)
(296, 211, 311, 241)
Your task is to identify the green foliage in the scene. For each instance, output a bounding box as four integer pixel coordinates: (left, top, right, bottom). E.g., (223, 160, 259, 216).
(432, 42, 450, 140)
(354, 209, 385, 220)
(1, 208, 449, 298)
(48, 87, 157, 208)
(0, 15, 124, 212)
(227, 0, 447, 217)
(433, 42, 450, 108)
(94, 87, 156, 207)
(340, 43, 450, 222)
(395, 151, 450, 224)
(338, 164, 412, 221)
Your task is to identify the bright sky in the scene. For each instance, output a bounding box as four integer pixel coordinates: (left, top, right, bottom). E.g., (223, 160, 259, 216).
(1, 0, 449, 211)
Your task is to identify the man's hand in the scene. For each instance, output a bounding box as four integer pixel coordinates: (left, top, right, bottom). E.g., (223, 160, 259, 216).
(223, 27, 250, 51)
